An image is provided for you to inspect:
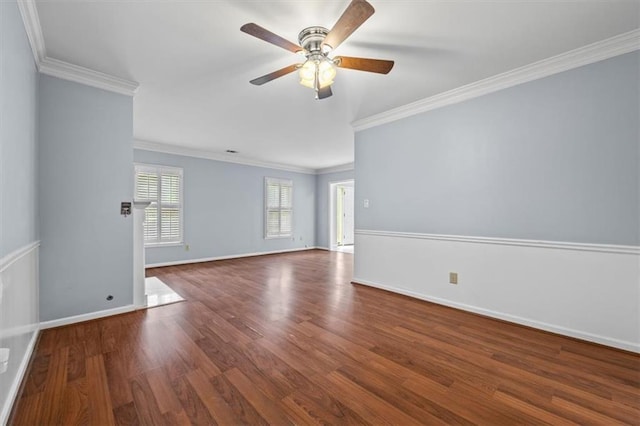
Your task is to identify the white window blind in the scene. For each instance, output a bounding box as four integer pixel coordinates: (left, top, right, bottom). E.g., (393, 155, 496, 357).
(265, 177, 293, 238)
(135, 164, 183, 245)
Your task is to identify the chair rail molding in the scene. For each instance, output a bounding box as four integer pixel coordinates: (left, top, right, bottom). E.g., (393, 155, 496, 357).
(354, 229, 640, 255)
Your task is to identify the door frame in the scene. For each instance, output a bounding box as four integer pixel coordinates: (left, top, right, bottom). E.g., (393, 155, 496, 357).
(328, 179, 355, 251)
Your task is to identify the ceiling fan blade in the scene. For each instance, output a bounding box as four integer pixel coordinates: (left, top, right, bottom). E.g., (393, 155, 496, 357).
(241, 23, 302, 54)
(250, 64, 300, 86)
(334, 56, 394, 74)
(318, 86, 333, 100)
(323, 0, 375, 52)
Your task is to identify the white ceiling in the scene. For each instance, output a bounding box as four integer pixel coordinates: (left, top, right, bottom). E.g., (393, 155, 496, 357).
(35, 0, 639, 170)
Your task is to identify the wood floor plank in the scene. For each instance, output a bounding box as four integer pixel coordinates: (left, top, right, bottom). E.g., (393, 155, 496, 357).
(112, 401, 140, 426)
(77, 321, 102, 358)
(551, 394, 627, 425)
(10, 250, 640, 425)
(104, 348, 134, 409)
(493, 390, 578, 426)
(224, 367, 294, 425)
(208, 373, 268, 425)
(337, 363, 472, 425)
(145, 368, 183, 415)
(321, 369, 425, 425)
(130, 373, 167, 425)
(169, 374, 217, 425)
(170, 320, 223, 378)
(67, 343, 87, 383)
(185, 369, 238, 425)
(86, 354, 116, 426)
(9, 393, 42, 426)
(38, 346, 68, 424)
(256, 331, 341, 377)
(20, 353, 50, 397)
(403, 375, 536, 425)
(58, 378, 89, 426)
(162, 409, 192, 426)
(281, 390, 369, 425)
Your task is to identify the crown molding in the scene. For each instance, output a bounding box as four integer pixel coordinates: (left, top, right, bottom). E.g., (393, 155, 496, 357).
(39, 57, 139, 96)
(316, 163, 354, 174)
(353, 29, 640, 132)
(16, 0, 45, 64)
(134, 140, 318, 175)
(17, 0, 139, 97)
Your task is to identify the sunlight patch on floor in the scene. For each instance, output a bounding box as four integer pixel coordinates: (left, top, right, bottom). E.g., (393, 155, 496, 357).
(145, 276, 184, 308)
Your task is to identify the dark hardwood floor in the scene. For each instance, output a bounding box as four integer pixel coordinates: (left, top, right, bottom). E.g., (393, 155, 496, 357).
(11, 249, 640, 425)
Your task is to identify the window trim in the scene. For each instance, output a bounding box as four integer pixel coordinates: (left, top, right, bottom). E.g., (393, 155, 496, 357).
(134, 163, 184, 247)
(264, 177, 293, 239)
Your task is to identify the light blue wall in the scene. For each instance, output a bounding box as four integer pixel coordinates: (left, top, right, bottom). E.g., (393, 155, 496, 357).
(315, 169, 355, 248)
(356, 52, 640, 246)
(0, 0, 38, 258)
(134, 150, 316, 265)
(39, 75, 134, 321)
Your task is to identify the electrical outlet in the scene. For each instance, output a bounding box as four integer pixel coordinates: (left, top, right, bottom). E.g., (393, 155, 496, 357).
(185, 244, 190, 251)
(449, 272, 458, 285)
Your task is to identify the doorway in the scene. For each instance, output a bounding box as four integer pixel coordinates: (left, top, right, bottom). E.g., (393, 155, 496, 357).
(329, 180, 355, 252)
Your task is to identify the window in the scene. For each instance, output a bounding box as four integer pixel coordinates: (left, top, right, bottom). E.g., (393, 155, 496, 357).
(265, 177, 293, 238)
(135, 164, 183, 246)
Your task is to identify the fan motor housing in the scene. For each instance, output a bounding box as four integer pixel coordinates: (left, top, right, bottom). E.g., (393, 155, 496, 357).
(298, 26, 330, 54)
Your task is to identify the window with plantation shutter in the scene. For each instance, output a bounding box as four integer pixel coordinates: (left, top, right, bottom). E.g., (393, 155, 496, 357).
(265, 177, 293, 238)
(135, 164, 183, 246)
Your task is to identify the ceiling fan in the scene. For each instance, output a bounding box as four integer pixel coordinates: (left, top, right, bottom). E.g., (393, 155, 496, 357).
(240, 0, 394, 100)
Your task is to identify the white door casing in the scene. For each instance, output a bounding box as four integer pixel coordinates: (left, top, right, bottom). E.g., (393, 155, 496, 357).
(342, 186, 355, 245)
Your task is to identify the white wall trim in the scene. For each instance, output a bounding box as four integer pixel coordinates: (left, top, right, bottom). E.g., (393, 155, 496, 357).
(352, 29, 640, 132)
(0, 242, 40, 425)
(146, 246, 321, 268)
(134, 140, 317, 175)
(39, 57, 139, 96)
(329, 179, 355, 251)
(16, 0, 45, 64)
(39, 305, 136, 330)
(0, 329, 39, 426)
(17, 0, 139, 97)
(316, 163, 355, 174)
(355, 229, 640, 255)
(0, 241, 40, 273)
(352, 277, 639, 353)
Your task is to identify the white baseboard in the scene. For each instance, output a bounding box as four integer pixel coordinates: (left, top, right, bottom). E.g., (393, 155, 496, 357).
(145, 246, 323, 268)
(353, 277, 639, 353)
(0, 329, 39, 426)
(39, 304, 136, 330)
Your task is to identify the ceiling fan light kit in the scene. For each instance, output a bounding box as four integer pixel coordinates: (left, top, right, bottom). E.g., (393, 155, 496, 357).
(298, 26, 337, 92)
(240, 0, 394, 100)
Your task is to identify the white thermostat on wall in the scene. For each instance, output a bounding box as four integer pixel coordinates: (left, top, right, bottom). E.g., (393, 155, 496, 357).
(364, 199, 369, 208)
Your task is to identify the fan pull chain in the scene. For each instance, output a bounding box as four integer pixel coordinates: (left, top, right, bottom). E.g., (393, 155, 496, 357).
(314, 61, 320, 100)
